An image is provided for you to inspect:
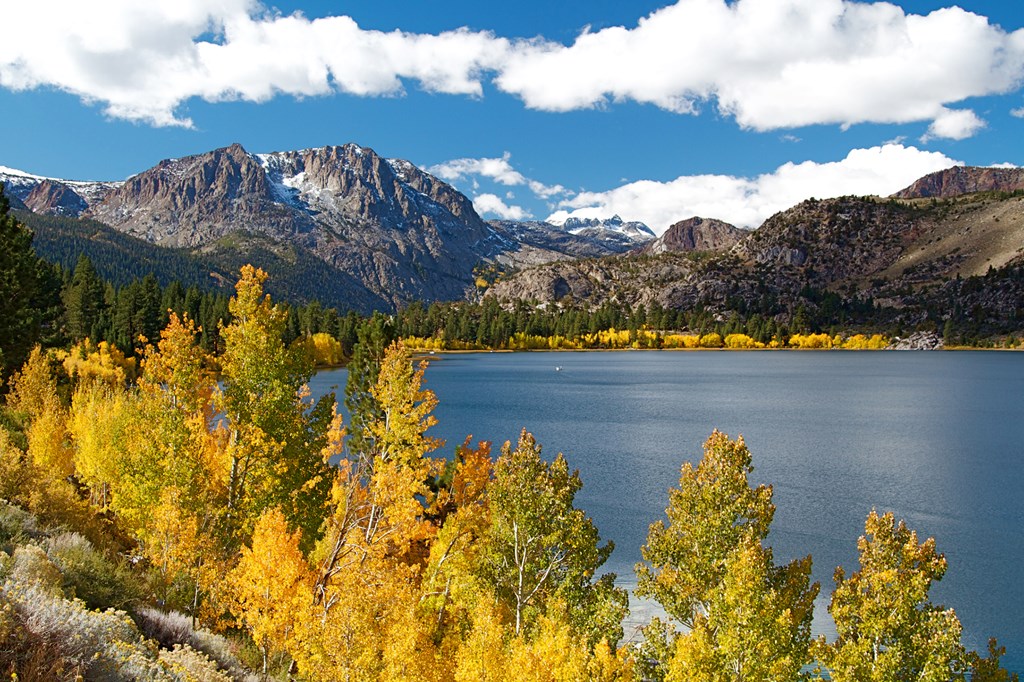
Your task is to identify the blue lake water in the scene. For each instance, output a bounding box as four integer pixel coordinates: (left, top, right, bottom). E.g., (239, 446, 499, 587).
(308, 350, 1024, 671)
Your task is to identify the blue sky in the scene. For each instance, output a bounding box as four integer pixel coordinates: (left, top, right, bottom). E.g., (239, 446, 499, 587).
(2, 0, 1024, 232)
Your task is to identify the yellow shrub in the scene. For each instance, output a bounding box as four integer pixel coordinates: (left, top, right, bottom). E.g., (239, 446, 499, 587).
(723, 334, 764, 349)
(60, 339, 136, 386)
(663, 334, 701, 349)
(788, 333, 834, 349)
(698, 333, 724, 348)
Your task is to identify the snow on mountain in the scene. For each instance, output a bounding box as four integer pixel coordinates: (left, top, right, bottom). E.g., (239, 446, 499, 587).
(546, 213, 655, 242)
(0, 165, 121, 215)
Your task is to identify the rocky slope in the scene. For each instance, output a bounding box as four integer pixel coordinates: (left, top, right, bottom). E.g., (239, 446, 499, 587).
(640, 216, 746, 255)
(488, 190, 1024, 334)
(892, 166, 1024, 199)
(487, 220, 646, 267)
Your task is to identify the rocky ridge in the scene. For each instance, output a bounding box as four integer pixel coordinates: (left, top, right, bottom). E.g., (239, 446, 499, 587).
(640, 216, 746, 255)
(892, 166, 1024, 199)
(488, 189, 1024, 337)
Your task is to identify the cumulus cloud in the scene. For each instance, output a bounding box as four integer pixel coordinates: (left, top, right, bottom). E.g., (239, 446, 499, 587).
(427, 153, 568, 199)
(548, 144, 960, 233)
(497, 1, 1024, 138)
(921, 108, 986, 141)
(1, 1, 1023, 136)
(0, 1, 509, 126)
(473, 193, 532, 220)
(1012, 107, 1024, 118)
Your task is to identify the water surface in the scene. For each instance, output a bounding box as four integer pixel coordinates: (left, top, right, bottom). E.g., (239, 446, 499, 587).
(309, 350, 1024, 670)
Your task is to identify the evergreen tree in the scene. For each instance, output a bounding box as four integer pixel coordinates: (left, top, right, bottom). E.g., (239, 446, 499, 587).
(63, 254, 106, 343)
(0, 184, 57, 383)
(344, 311, 396, 459)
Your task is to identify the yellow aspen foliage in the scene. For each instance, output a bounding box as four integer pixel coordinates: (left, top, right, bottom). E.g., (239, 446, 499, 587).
(226, 507, 311, 676)
(6, 346, 62, 419)
(663, 334, 701, 349)
(61, 338, 136, 386)
(69, 382, 132, 508)
(814, 510, 969, 682)
(454, 601, 512, 682)
(7, 348, 74, 481)
(841, 333, 888, 350)
(421, 440, 494, 642)
(293, 332, 345, 367)
(637, 431, 775, 628)
(588, 639, 636, 682)
(292, 560, 424, 682)
(139, 313, 211, 415)
(788, 333, 834, 349)
(665, 534, 817, 682)
(293, 342, 446, 682)
(26, 406, 73, 480)
(217, 266, 336, 546)
(482, 431, 627, 644)
(724, 333, 764, 349)
(504, 606, 602, 682)
(143, 487, 222, 621)
(402, 336, 448, 351)
(698, 332, 724, 348)
(0, 428, 32, 500)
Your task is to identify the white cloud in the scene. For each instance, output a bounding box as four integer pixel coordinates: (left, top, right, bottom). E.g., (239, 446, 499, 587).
(1011, 107, 1024, 118)
(0, 1, 509, 126)
(548, 144, 960, 233)
(427, 153, 568, 199)
(1, 1, 1023, 136)
(473, 193, 532, 220)
(496, 1, 1024, 136)
(921, 108, 986, 141)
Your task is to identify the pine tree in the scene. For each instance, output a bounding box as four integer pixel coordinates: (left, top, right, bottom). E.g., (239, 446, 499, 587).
(0, 183, 56, 383)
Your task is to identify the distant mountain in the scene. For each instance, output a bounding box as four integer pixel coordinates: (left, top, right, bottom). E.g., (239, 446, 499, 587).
(488, 220, 646, 267)
(2, 146, 653, 311)
(488, 189, 1024, 336)
(892, 165, 1024, 199)
(0, 166, 118, 214)
(548, 214, 656, 243)
(640, 217, 746, 255)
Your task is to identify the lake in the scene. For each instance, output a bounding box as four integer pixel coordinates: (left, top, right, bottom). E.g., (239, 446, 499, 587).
(308, 350, 1024, 671)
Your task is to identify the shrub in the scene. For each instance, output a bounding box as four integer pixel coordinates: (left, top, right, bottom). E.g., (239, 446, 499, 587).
(159, 644, 234, 682)
(0, 502, 38, 551)
(135, 607, 253, 680)
(45, 532, 141, 610)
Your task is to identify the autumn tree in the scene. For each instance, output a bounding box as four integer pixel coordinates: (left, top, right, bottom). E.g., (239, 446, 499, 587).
(813, 510, 971, 682)
(217, 265, 337, 544)
(227, 507, 311, 677)
(479, 430, 627, 645)
(7, 347, 73, 481)
(637, 431, 818, 681)
(293, 341, 443, 681)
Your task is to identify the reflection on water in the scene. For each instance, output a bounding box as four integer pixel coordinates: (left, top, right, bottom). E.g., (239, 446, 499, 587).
(310, 350, 1024, 670)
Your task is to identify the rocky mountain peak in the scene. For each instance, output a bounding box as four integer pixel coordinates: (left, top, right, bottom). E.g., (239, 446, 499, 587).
(641, 216, 745, 255)
(23, 180, 89, 216)
(891, 165, 1024, 199)
(84, 143, 296, 246)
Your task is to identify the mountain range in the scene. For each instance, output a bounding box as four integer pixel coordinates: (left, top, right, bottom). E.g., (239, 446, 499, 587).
(1, 144, 650, 311)
(3, 146, 1024, 337)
